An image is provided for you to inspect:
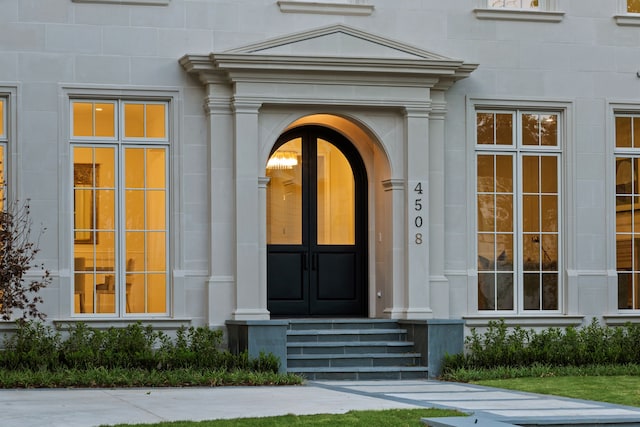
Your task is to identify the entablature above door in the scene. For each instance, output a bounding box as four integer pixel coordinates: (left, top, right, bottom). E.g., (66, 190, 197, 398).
(179, 24, 477, 98)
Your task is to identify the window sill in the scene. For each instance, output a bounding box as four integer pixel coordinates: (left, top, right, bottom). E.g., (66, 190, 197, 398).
(277, 1, 374, 16)
(464, 315, 584, 328)
(72, 0, 170, 5)
(603, 314, 640, 326)
(53, 317, 191, 330)
(474, 8, 564, 22)
(614, 14, 640, 26)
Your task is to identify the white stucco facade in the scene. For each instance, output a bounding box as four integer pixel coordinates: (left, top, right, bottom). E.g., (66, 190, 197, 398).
(2, 0, 640, 331)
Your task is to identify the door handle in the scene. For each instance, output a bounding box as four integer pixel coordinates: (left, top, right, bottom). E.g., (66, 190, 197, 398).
(312, 253, 318, 271)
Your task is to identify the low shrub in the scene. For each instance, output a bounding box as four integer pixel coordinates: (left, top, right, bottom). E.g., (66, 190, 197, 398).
(1, 321, 61, 370)
(441, 318, 640, 380)
(1, 321, 280, 374)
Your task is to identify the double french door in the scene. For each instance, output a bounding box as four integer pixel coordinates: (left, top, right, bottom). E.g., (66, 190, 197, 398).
(266, 126, 367, 316)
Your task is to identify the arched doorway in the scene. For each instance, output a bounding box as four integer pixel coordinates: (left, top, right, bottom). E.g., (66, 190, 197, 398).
(266, 125, 368, 316)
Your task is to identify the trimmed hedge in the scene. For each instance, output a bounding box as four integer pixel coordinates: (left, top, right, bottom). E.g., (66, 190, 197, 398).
(0, 321, 280, 373)
(442, 318, 640, 374)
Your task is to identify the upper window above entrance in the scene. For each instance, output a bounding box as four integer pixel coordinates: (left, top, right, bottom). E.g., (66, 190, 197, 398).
(475, 0, 564, 22)
(616, 0, 640, 25)
(488, 0, 539, 9)
(277, 0, 374, 16)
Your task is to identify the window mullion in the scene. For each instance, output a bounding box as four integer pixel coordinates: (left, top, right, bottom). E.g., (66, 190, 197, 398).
(117, 144, 126, 316)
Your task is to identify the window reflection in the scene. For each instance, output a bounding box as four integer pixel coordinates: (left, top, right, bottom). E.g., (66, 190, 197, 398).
(476, 110, 560, 312)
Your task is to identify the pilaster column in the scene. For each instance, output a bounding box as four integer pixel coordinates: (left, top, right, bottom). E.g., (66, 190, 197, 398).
(203, 82, 236, 327)
(232, 99, 269, 320)
(403, 106, 433, 319)
(428, 96, 449, 318)
(258, 176, 270, 315)
(382, 179, 406, 318)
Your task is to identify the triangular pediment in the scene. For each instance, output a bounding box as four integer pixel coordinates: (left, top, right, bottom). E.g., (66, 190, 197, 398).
(224, 24, 453, 61)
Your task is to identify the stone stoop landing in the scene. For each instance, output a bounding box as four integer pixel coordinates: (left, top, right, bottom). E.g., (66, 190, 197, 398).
(286, 319, 429, 380)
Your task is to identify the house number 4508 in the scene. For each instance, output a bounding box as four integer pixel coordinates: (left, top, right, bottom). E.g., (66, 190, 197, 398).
(414, 182, 423, 245)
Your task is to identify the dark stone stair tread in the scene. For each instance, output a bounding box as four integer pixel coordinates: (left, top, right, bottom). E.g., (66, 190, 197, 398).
(287, 353, 421, 359)
(287, 328, 406, 335)
(288, 366, 428, 373)
(287, 341, 415, 347)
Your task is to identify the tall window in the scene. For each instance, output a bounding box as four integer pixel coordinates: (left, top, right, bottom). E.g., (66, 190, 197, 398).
(476, 110, 561, 312)
(614, 113, 640, 310)
(72, 100, 169, 316)
(629, 0, 640, 13)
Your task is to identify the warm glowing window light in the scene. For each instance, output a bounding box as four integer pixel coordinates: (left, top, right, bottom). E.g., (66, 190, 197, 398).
(72, 102, 115, 138)
(266, 151, 299, 170)
(124, 103, 166, 139)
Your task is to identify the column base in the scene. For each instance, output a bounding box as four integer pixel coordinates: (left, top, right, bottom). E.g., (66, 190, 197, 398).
(231, 308, 271, 321)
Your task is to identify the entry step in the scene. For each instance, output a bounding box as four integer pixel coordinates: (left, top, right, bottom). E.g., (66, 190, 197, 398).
(287, 328, 407, 342)
(288, 352, 422, 368)
(289, 365, 428, 380)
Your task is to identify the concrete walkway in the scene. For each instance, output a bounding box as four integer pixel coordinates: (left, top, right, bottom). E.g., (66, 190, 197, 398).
(2, 380, 640, 426)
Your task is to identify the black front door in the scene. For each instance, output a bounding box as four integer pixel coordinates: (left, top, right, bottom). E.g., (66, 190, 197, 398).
(266, 126, 367, 316)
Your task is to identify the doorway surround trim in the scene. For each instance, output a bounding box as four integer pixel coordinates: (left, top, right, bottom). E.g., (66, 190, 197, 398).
(179, 24, 477, 321)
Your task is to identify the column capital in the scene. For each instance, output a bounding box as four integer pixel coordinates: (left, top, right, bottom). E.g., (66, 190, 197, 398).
(258, 176, 270, 188)
(429, 101, 448, 120)
(232, 97, 262, 114)
(403, 104, 431, 118)
(204, 96, 232, 115)
(382, 178, 405, 192)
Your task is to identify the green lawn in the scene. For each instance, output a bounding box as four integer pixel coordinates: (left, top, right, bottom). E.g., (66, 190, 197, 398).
(475, 375, 640, 407)
(103, 408, 463, 427)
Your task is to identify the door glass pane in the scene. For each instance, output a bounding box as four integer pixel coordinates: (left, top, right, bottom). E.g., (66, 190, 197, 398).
(267, 138, 302, 244)
(317, 138, 355, 245)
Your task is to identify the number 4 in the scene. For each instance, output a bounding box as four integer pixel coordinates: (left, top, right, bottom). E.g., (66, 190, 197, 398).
(414, 182, 423, 194)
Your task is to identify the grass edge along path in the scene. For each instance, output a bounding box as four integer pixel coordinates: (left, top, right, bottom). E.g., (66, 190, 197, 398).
(102, 408, 465, 427)
(474, 375, 640, 408)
